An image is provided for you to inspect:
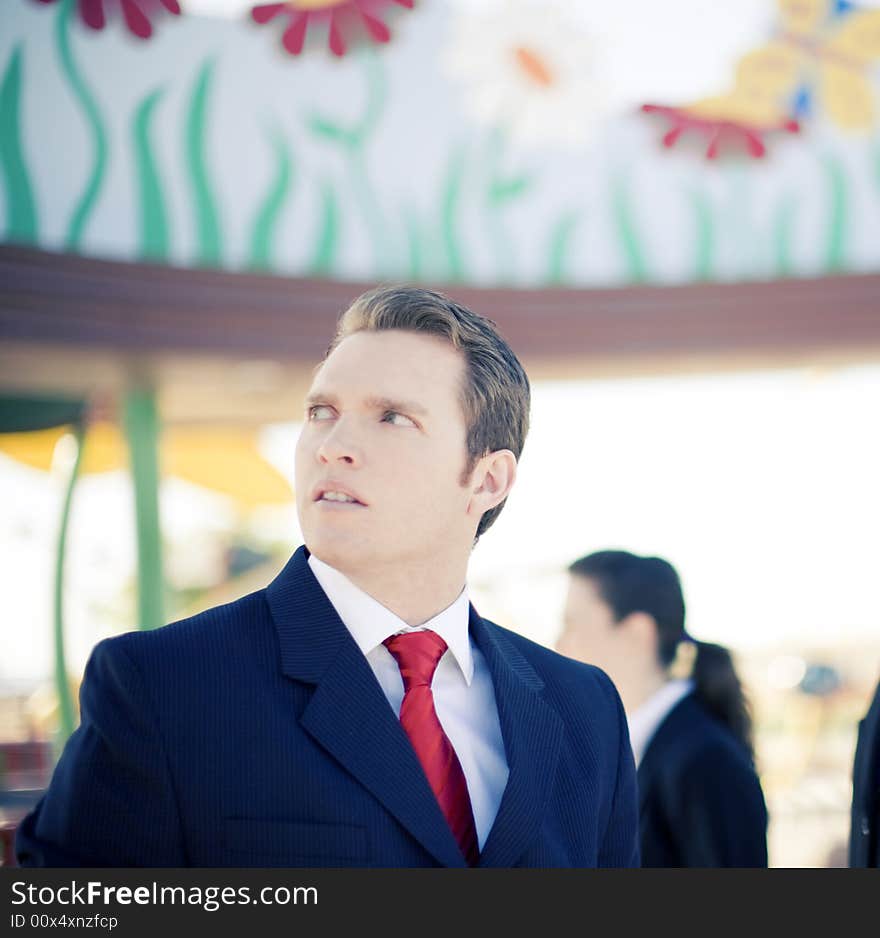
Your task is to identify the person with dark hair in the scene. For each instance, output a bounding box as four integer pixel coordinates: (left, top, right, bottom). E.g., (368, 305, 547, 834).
(849, 675, 880, 867)
(557, 549, 767, 867)
(17, 286, 639, 868)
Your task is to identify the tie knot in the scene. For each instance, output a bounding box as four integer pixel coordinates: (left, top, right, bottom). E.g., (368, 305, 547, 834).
(383, 630, 448, 690)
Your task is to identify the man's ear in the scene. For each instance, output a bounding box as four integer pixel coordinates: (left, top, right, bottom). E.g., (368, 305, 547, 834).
(622, 611, 660, 655)
(467, 450, 517, 517)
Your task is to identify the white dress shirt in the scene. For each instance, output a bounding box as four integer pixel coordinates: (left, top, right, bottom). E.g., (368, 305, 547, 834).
(627, 679, 694, 767)
(307, 554, 509, 849)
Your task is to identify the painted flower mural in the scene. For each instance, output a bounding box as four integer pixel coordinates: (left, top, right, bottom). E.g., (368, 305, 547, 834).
(642, 0, 880, 159)
(442, 1, 603, 150)
(250, 0, 414, 57)
(32, 0, 182, 39)
(26, 0, 184, 252)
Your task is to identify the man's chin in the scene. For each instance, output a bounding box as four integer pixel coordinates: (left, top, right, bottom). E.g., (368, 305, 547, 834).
(305, 533, 370, 574)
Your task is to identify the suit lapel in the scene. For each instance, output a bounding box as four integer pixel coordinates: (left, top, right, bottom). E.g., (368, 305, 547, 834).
(469, 608, 564, 868)
(266, 547, 467, 868)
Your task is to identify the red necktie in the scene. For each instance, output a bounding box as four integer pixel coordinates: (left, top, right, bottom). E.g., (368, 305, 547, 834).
(383, 630, 480, 866)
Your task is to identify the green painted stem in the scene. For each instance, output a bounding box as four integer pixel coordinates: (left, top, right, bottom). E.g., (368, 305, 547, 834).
(352, 49, 386, 142)
(0, 45, 38, 241)
(53, 422, 85, 746)
(347, 52, 393, 276)
(56, 0, 108, 250)
(546, 212, 579, 285)
(133, 89, 170, 261)
(185, 61, 222, 266)
(248, 130, 293, 271)
(304, 50, 393, 277)
(484, 127, 516, 284)
(823, 154, 847, 272)
(349, 146, 395, 275)
(691, 190, 715, 281)
(773, 196, 796, 278)
(309, 179, 340, 275)
(404, 207, 422, 279)
(123, 388, 163, 632)
(612, 175, 649, 283)
(440, 145, 467, 282)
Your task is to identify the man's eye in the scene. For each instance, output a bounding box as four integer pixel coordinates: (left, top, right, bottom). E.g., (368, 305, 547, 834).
(381, 411, 415, 427)
(308, 405, 335, 421)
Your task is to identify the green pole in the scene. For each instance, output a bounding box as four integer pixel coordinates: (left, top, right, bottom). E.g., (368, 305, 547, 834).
(53, 422, 85, 748)
(123, 387, 163, 631)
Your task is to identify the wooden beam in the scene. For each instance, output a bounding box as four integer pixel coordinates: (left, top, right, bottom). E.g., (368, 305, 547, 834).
(2, 245, 879, 363)
(2, 246, 879, 424)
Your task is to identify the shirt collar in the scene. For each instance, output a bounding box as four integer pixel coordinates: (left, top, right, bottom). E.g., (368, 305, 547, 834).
(627, 679, 694, 767)
(307, 553, 474, 685)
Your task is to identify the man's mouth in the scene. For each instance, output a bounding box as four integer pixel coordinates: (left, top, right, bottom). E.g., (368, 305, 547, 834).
(313, 485, 368, 508)
(319, 490, 363, 505)
(311, 480, 367, 506)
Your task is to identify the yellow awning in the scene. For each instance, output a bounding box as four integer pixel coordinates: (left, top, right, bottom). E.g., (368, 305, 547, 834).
(0, 422, 293, 508)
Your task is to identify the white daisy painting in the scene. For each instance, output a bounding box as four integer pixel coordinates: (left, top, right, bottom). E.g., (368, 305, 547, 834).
(442, 0, 606, 150)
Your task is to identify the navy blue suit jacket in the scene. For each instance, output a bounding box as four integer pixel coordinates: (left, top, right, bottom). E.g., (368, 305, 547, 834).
(17, 547, 639, 867)
(849, 677, 880, 867)
(637, 695, 768, 868)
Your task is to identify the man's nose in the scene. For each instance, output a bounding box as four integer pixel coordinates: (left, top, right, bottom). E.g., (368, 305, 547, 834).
(316, 420, 363, 466)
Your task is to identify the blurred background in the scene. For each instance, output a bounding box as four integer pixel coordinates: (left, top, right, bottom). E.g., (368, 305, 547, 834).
(1, 0, 879, 867)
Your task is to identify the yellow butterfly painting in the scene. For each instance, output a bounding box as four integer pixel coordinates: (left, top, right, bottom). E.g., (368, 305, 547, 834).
(643, 0, 880, 158)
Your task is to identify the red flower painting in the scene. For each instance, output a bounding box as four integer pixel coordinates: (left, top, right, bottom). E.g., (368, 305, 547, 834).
(641, 104, 800, 160)
(33, 0, 181, 40)
(251, 0, 415, 57)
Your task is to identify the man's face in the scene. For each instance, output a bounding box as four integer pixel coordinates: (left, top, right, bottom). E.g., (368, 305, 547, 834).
(556, 575, 629, 678)
(295, 329, 478, 577)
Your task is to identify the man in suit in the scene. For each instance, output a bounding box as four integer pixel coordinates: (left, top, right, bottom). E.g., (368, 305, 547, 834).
(17, 285, 639, 868)
(557, 549, 767, 867)
(850, 676, 880, 867)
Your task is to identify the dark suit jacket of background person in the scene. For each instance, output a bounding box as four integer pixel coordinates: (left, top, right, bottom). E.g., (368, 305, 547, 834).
(636, 694, 768, 867)
(849, 678, 880, 867)
(16, 546, 639, 868)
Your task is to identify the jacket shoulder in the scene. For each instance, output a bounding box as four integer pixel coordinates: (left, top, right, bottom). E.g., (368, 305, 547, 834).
(644, 696, 757, 781)
(94, 588, 271, 662)
(478, 617, 622, 709)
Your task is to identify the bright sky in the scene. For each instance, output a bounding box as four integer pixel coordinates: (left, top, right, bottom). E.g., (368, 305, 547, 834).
(4, 362, 878, 689)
